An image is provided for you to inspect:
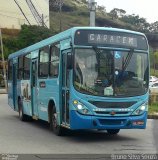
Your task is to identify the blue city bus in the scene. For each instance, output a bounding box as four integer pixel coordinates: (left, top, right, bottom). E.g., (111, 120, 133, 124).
(8, 27, 149, 136)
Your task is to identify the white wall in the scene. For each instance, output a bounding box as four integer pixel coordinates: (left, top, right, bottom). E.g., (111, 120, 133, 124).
(0, 0, 50, 29)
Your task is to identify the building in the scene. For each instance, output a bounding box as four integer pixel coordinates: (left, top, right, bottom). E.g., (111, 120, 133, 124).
(0, 0, 50, 29)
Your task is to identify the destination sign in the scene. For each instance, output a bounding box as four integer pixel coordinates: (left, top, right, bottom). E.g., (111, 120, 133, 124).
(74, 29, 148, 50)
(88, 34, 137, 47)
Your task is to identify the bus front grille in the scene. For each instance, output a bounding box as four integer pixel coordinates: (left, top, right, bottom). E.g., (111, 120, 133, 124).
(95, 111, 129, 115)
(89, 101, 136, 109)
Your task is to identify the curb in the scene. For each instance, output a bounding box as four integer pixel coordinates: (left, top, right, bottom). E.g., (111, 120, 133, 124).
(0, 92, 7, 94)
(148, 114, 158, 119)
(0, 89, 7, 94)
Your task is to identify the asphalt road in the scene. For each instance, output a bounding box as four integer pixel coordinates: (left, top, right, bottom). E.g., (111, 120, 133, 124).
(0, 94, 157, 158)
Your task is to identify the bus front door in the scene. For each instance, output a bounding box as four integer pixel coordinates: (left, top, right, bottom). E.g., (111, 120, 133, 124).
(62, 51, 71, 125)
(31, 59, 38, 118)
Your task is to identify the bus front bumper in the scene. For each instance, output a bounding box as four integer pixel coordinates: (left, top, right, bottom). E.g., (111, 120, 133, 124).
(70, 110, 147, 130)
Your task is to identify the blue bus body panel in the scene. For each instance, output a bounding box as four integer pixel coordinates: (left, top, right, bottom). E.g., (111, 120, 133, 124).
(7, 27, 149, 131)
(70, 111, 147, 130)
(69, 83, 148, 130)
(37, 78, 60, 121)
(20, 80, 32, 116)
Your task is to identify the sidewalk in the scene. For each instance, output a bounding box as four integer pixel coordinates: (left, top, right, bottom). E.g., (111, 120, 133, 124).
(148, 113, 158, 119)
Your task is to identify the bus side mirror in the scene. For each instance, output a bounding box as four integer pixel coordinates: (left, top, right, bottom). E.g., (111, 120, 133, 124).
(67, 52, 72, 69)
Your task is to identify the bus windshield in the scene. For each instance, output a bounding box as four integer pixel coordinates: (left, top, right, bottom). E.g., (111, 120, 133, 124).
(74, 48, 149, 97)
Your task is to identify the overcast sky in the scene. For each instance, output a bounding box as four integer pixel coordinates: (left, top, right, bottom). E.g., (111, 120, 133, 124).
(96, 0, 157, 23)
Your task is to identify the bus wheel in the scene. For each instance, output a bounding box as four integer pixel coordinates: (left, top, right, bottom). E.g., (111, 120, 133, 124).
(107, 129, 120, 135)
(51, 107, 64, 136)
(18, 99, 30, 121)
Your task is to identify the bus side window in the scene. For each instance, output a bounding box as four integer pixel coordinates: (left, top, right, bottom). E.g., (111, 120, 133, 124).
(18, 56, 24, 80)
(49, 44, 60, 77)
(39, 46, 49, 78)
(23, 54, 31, 80)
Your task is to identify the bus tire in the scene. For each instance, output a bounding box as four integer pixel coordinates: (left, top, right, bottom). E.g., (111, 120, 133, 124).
(18, 99, 31, 121)
(50, 106, 64, 136)
(107, 129, 120, 135)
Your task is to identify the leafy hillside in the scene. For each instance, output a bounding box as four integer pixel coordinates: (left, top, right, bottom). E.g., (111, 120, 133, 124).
(1, 25, 55, 59)
(49, 0, 154, 33)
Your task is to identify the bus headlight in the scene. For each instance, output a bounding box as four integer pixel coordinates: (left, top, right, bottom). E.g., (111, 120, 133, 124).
(132, 102, 148, 115)
(73, 100, 92, 115)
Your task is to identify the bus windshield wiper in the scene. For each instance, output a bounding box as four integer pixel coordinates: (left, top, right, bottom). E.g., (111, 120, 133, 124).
(92, 46, 101, 54)
(92, 46, 101, 61)
(122, 48, 134, 71)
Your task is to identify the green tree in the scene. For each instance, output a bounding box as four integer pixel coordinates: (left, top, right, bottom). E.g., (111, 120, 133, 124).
(97, 5, 106, 15)
(151, 51, 158, 74)
(109, 8, 118, 20)
(109, 8, 126, 20)
(120, 14, 150, 32)
(2, 37, 19, 59)
(149, 21, 158, 33)
(2, 25, 56, 58)
(17, 25, 56, 49)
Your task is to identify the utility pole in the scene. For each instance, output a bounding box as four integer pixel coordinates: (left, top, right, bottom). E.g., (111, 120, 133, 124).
(49, 0, 63, 31)
(0, 29, 7, 91)
(59, 0, 62, 32)
(88, 0, 97, 27)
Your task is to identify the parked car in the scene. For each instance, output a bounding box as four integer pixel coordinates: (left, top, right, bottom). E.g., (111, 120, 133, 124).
(149, 82, 158, 94)
(149, 76, 158, 86)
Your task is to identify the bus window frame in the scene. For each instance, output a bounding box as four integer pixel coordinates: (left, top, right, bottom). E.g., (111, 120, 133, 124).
(38, 46, 50, 79)
(17, 56, 24, 80)
(49, 43, 60, 78)
(23, 53, 31, 80)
